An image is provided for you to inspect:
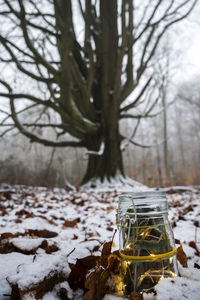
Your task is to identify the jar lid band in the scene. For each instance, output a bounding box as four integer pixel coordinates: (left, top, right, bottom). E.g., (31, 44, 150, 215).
(119, 248, 177, 262)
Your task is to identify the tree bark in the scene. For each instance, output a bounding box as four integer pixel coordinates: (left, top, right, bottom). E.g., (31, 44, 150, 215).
(82, 126, 124, 184)
(82, 0, 124, 185)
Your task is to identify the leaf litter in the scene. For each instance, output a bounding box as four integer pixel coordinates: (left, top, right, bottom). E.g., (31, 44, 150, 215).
(0, 184, 200, 299)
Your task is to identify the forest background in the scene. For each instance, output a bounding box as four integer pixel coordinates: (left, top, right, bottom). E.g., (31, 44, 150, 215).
(0, 0, 200, 188)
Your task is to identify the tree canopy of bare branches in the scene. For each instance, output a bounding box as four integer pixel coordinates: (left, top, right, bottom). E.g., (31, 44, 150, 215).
(0, 0, 198, 185)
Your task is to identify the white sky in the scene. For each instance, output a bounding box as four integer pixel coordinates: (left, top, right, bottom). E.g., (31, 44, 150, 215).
(174, 8, 200, 82)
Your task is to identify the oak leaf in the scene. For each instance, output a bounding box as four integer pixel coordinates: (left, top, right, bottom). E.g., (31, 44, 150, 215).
(177, 245, 188, 267)
(100, 242, 112, 268)
(68, 255, 100, 290)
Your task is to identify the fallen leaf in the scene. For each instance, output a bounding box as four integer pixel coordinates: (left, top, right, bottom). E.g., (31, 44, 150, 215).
(177, 245, 188, 267)
(175, 239, 181, 244)
(194, 220, 200, 227)
(83, 268, 103, 300)
(62, 219, 78, 228)
(128, 292, 144, 300)
(11, 284, 20, 300)
(189, 241, 199, 255)
(27, 229, 58, 238)
(45, 243, 59, 254)
(3, 191, 12, 200)
(68, 255, 100, 290)
(100, 242, 112, 268)
(10, 271, 66, 300)
(58, 287, 71, 300)
(194, 262, 200, 269)
(15, 209, 29, 216)
(0, 232, 18, 240)
(106, 206, 115, 211)
(182, 205, 193, 215)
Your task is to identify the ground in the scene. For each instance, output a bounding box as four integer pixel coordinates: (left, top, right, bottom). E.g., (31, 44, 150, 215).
(0, 184, 200, 300)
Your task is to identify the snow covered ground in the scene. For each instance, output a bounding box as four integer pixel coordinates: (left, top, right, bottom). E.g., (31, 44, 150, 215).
(0, 184, 200, 300)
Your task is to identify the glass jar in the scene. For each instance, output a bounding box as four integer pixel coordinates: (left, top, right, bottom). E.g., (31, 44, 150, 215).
(117, 191, 177, 295)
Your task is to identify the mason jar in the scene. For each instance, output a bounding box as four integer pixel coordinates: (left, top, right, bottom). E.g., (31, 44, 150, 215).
(117, 191, 178, 295)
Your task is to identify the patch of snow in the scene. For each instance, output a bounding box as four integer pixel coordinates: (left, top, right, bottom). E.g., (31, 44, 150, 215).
(8, 254, 70, 290)
(12, 238, 44, 251)
(0, 253, 33, 298)
(155, 276, 200, 300)
(81, 174, 149, 192)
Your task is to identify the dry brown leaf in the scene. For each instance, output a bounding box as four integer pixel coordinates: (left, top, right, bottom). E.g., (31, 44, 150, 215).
(100, 242, 112, 268)
(58, 287, 71, 300)
(0, 232, 18, 240)
(189, 241, 199, 255)
(194, 262, 200, 269)
(15, 209, 29, 216)
(177, 245, 188, 267)
(11, 284, 21, 300)
(62, 219, 78, 228)
(25, 213, 33, 219)
(3, 191, 12, 200)
(175, 238, 181, 244)
(45, 243, 59, 254)
(10, 271, 66, 300)
(68, 255, 100, 290)
(182, 205, 193, 215)
(50, 195, 58, 200)
(0, 207, 8, 216)
(83, 268, 103, 300)
(83, 251, 122, 300)
(128, 291, 144, 300)
(27, 229, 58, 238)
(106, 206, 115, 211)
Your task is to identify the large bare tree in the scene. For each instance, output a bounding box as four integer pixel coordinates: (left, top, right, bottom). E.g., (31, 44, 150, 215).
(0, 0, 198, 185)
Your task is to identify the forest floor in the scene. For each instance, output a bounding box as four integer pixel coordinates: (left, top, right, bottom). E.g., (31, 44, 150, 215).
(0, 184, 200, 300)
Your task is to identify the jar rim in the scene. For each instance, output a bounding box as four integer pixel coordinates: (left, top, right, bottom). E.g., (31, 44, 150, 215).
(119, 190, 166, 200)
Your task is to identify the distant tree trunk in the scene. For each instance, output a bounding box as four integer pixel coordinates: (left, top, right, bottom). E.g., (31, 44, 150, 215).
(82, 124, 124, 183)
(175, 102, 186, 170)
(162, 89, 169, 178)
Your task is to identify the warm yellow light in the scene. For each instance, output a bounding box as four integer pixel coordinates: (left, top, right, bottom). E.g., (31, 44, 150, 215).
(125, 243, 132, 250)
(171, 271, 177, 278)
(150, 253, 156, 257)
(169, 257, 173, 264)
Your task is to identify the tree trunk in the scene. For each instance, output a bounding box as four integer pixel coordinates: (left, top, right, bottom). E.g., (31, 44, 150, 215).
(81, 116, 124, 185)
(81, 0, 124, 185)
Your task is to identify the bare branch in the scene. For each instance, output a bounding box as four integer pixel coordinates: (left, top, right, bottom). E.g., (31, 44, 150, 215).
(121, 135, 166, 149)
(120, 77, 152, 112)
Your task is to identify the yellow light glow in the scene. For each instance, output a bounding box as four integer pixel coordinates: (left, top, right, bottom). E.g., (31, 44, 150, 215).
(125, 243, 132, 250)
(169, 257, 173, 264)
(160, 275, 164, 281)
(150, 253, 156, 257)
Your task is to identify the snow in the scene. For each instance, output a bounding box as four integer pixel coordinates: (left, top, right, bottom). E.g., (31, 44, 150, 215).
(80, 174, 148, 192)
(12, 238, 45, 251)
(0, 184, 200, 299)
(8, 254, 70, 289)
(155, 276, 200, 300)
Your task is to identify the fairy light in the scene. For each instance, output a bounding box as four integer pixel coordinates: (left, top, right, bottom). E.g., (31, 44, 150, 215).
(125, 243, 132, 250)
(150, 253, 156, 257)
(159, 275, 164, 281)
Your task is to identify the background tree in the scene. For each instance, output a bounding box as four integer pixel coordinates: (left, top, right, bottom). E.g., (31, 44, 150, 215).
(0, 0, 198, 186)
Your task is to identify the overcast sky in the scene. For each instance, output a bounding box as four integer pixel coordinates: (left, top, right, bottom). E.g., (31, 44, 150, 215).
(175, 9, 200, 82)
